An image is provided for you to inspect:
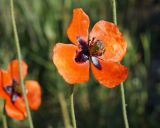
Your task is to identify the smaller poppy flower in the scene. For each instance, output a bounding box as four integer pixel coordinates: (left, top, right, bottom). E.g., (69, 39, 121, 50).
(53, 8, 128, 88)
(0, 59, 41, 120)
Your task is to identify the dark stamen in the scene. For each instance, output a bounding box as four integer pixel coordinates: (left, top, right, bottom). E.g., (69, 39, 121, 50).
(12, 79, 17, 85)
(4, 79, 23, 103)
(77, 36, 88, 52)
(75, 36, 105, 70)
(75, 51, 89, 63)
(89, 37, 95, 46)
(4, 86, 12, 94)
(91, 56, 102, 70)
(75, 36, 90, 63)
(89, 39, 105, 56)
(11, 93, 18, 103)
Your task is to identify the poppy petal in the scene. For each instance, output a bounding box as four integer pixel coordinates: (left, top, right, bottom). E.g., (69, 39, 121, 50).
(0, 71, 3, 97)
(90, 20, 127, 62)
(8, 59, 28, 83)
(5, 100, 25, 120)
(25, 80, 41, 110)
(14, 97, 26, 116)
(1, 70, 12, 88)
(67, 8, 90, 45)
(91, 60, 128, 88)
(0, 70, 12, 100)
(53, 43, 89, 84)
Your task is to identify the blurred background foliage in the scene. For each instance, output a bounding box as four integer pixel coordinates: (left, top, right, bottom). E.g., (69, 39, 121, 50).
(0, 0, 160, 128)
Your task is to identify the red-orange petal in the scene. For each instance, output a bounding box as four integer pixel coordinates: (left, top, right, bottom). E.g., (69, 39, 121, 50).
(8, 59, 28, 83)
(25, 80, 41, 110)
(0, 70, 7, 99)
(0, 71, 3, 97)
(53, 43, 89, 84)
(90, 20, 127, 62)
(91, 60, 128, 88)
(5, 100, 25, 120)
(14, 97, 26, 116)
(0, 70, 12, 100)
(67, 8, 90, 45)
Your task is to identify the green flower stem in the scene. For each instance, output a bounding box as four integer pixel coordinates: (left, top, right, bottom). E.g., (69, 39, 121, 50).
(2, 100, 8, 128)
(10, 0, 34, 128)
(2, 114, 7, 128)
(112, 0, 117, 25)
(70, 85, 77, 128)
(58, 92, 71, 128)
(120, 83, 129, 128)
(111, 0, 129, 128)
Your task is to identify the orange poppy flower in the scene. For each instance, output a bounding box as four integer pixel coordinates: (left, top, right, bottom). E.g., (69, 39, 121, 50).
(53, 8, 128, 88)
(0, 59, 41, 120)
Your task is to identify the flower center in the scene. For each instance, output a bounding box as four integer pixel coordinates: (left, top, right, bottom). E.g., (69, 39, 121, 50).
(89, 37, 105, 56)
(4, 79, 22, 103)
(75, 36, 105, 70)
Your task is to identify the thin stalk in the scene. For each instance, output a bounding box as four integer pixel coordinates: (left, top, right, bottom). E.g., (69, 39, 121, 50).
(120, 83, 129, 128)
(10, 0, 34, 128)
(112, 0, 117, 25)
(2, 114, 7, 128)
(70, 86, 77, 128)
(58, 92, 71, 128)
(2, 100, 8, 128)
(111, 0, 129, 128)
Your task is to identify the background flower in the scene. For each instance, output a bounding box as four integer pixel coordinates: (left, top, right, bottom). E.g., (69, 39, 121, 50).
(0, 59, 41, 120)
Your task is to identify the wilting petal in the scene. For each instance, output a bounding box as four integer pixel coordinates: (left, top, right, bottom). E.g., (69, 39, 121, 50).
(25, 80, 41, 110)
(8, 59, 28, 82)
(53, 43, 89, 84)
(5, 100, 25, 120)
(91, 60, 128, 88)
(0, 70, 12, 99)
(67, 8, 90, 45)
(90, 20, 127, 62)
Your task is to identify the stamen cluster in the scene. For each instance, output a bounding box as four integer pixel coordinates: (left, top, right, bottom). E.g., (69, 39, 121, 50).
(75, 36, 105, 70)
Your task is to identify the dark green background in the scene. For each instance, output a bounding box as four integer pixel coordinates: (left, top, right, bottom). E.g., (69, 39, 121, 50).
(0, 0, 160, 127)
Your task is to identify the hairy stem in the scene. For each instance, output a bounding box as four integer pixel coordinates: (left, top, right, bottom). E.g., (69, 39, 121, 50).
(2, 114, 7, 128)
(2, 100, 8, 128)
(70, 86, 77, 128)
(111, 0, 129, 128)
(10, 0, 34, 128)
(58, 92, 71, 128)
(112, 0, 117, 25)
(120, 83, 129, 128)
